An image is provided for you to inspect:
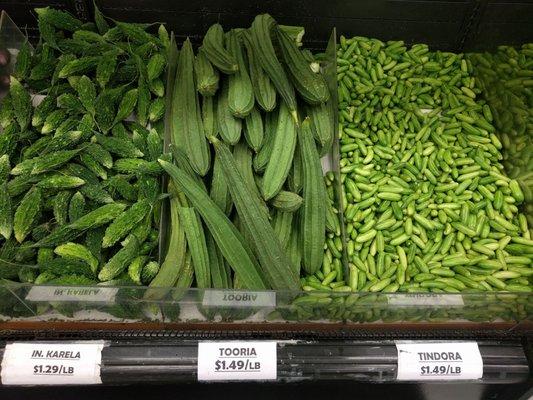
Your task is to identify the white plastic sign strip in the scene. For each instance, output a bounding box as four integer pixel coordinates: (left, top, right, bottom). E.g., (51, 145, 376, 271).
(396, 341, 483, 381)
(25, 286, 118, 303)
(387, 293, 464, 307)
(202, 290, 276, 308)
(197, 341, 277, 381)
(1, 342, 105, 385)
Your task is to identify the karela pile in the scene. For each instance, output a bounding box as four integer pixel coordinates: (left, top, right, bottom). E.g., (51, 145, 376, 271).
(0, 5, 168, 287)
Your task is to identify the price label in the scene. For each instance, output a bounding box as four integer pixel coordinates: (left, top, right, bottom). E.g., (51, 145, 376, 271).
(202, 290, 276, 308)
(26, 286, 118, 303)
(197, 341, 277, 381)
(396, 342, 483, 381)
(387, 293, 464, 307)
(1, 342, 105, 385)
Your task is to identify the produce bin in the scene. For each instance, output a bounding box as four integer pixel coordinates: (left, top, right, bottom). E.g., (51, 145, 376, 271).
(0, 0, 531, 391)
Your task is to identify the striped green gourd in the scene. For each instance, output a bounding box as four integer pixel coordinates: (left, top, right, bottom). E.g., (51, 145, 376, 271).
(178, 206, 211, 288)
(171, 39, 210, 176)
(195, 50, 219, 97)
(216, 80, 242, 144)
(211, 137, 300, 290)
(299, 118, 326, 274)
(253, 108, 278, 172)
(145, 183, 187, 299)
(226, 30, 254, 118)
(159, 159, 267, 290)
(242, 30, 276, 112)
(243, 107, 264, 152)
(308, 101, 334, 156)
(261, 101, 298, 200)
(250, 14, 297, 121)
(276, 26, 329, 105)
(200, 24, 238, 74)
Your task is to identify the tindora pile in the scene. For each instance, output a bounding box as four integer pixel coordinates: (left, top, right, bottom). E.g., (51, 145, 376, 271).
(333, 36, 532, 294)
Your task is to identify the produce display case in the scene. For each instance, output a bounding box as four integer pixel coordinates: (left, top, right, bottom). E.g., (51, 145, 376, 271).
(0, 0, 531, 393)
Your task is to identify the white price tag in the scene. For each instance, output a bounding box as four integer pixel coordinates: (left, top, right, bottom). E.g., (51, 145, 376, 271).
(396, 342, 483, 381)
(1, 342, 105, 385)
(26, 286, 118, 303)
(387, 293, 464, 307)
(202, 290, 276, 308)
(197, 341, 277, 381)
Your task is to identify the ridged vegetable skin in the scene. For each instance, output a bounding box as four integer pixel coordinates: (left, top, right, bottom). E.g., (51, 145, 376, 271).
(261, 102, 297, 200)
(172, 39, 210, 176)
(211, 138, 300, 290)
(276, 27, 329, 105)
(299, 118, 326, 275)
(159, 159, 267, 290)
(250, 14, 298, 121)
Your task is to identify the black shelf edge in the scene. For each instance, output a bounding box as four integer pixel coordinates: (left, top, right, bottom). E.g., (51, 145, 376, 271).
(0, 339, 530, 384)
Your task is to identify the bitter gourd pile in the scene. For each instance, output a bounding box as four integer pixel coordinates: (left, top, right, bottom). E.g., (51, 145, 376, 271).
(0, 5, 167, 288)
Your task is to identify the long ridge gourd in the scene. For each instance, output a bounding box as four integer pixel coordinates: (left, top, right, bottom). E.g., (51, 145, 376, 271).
(210, 153, 232, 215)
(170, 145, 208, 191)
(201, 24, 238, 74)
(276, 27, 329, 105)
(216, 80, 242, 144)
(226, 30, 254, 118)
(144, 184, 187, 300)
(159, 159, 267, 290)
(299, 117, 326, 274)
(207, 233, 232, 288)
(287, 218, 302, 277)
(178, 206, 211, 288)
(308, 101, 334, 156)
(288, 144, 303, 194)
(261, 101, 297, 200)
(174, 253, 194, 290)
(242, 30, 276, 112)
(232, 141, 267, 217)
(243, 107, 264, 152)
(253, 108, 278, 172)
(201, 95, 217, 137)
(171, 38, 210, 176)
(195, 50, 219, 97)
(210, 137, 300, 290)
(272, 210, 293, 250)
(250, 14, 297, 121)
